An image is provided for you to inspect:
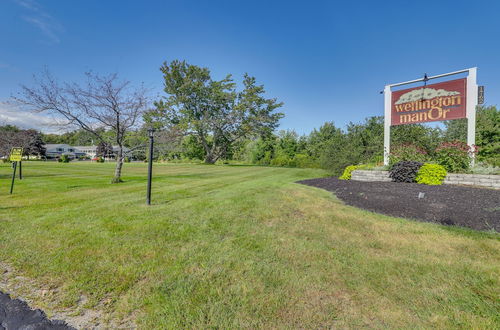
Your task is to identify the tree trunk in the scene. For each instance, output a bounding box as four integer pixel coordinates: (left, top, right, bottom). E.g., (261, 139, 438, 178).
(204, 152, 217, 164)
(111, 147, 124, 183)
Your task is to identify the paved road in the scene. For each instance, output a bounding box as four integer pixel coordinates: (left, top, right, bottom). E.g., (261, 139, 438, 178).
(0, 291, 74, 330)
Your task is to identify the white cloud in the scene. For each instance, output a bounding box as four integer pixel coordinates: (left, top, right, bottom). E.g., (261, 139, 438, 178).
(16, 0, 39, 11)
(16, 0, 63, 44)
(0, 103, 67, 133)
(395, 88, 460, 104)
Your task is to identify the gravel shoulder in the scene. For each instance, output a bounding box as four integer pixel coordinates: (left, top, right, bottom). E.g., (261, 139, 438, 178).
(299, 177, 500, 232)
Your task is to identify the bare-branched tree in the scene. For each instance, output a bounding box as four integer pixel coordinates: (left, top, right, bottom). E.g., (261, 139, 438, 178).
(13, 70, 149, 183)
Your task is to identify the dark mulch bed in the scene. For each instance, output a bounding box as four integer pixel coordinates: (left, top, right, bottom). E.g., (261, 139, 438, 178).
(299, 177, 500, 232)
(0, 291, 74, 330)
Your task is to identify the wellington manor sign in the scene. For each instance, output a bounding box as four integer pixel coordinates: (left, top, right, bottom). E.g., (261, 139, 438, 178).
(383, 68, 479, 165)
(391, 78, 466, 125)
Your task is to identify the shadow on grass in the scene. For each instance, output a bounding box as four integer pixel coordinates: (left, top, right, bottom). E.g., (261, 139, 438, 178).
(436, 222, 499, 239)
(0, 206, 23, 211)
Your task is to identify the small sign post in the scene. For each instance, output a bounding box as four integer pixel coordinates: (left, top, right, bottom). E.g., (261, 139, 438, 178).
(478, 86, 484, 104)
(9, 147, 23, 194)
(146, 128, 154, 205)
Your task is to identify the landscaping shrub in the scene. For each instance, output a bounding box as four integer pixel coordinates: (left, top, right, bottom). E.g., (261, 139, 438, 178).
(339, 165, 360, 180)
(416, 163, 447, 185)
(96, 156, 105, 163)
(435, 141, 474, 173)
(293, 153, 318, 168)
(257, 151, 272, 166)
(484, 155, 500, 168)
(270, 155, 292, 167)
(58, 154, 70, 163)
(389, 143, 428, 166)
(470, 162, 500, 175)
(389, 161, 423, 183)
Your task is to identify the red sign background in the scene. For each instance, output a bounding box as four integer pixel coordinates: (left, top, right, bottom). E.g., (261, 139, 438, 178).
(391, 78, 466, 126)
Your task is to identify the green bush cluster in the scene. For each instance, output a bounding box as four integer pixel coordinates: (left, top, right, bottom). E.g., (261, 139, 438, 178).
(340, 162, 448, 185)
(389, 144, 429, 166)
(58, 154, 70, 163)
(416, 163, 447, 185)
(270, 155, 293, 167)
(339, 165, 362, 180)
(435, 141, 473, 173)
(389, 141, 477, 174)
(268, 153, 318, 168)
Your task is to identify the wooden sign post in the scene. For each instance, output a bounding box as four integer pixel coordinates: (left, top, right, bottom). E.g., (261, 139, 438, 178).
(9, 147, 23, 194)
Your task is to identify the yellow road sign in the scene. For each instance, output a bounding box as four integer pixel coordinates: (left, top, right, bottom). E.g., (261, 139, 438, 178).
(9, 147, 23, 162)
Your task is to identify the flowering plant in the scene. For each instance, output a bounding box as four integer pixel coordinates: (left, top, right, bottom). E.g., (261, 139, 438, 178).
(389, 143, 429, 166)
(435, 141, 476, 172)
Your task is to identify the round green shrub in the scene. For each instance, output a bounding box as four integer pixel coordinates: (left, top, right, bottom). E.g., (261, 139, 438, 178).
(58, 154, 70, 163)
(270, 155, 291, 167)
(339, 165, 360, 180)
(293, 154, 318, 168)
(416, 163, 447, 185)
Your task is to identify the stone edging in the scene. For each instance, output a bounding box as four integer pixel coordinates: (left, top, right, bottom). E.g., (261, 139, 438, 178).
(351, 170, 500, 189)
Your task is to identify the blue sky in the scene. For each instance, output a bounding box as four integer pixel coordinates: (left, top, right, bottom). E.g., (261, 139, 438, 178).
(1, 0, 499, 134)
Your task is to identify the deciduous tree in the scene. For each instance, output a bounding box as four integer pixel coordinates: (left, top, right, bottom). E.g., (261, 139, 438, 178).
(146, 60, 283, 164)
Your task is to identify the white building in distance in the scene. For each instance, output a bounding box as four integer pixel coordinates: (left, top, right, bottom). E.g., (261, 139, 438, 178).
(44, 144, 85, 159)
(44, 144, 129, 160)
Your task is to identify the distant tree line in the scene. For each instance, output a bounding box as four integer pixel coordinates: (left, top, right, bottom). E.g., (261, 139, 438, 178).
(5, 105, 498, 176)
(8, 60, 499, 180)
(142, 105, 496, 174)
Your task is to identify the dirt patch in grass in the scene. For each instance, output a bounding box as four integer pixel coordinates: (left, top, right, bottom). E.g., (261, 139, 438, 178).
(299, 177, 500, 232)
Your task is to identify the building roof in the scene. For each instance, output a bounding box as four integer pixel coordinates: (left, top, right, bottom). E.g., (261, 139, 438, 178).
(44, 144, 72, 148)
(73, 146, 97, 150)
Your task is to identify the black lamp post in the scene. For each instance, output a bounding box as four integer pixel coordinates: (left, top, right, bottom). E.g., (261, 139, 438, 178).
(146, 128, 154, 205)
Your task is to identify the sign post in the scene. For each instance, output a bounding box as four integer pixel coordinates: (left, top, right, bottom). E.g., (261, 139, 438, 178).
(9, 147, 23, 194)
(383, 68, 478, 166)
(146, 128, 154, 205)
(478, 86, 484, 104)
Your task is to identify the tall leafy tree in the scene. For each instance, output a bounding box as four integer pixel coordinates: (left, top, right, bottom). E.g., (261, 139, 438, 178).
(146, 60, 284, 163)
(0, 126, 45, 159)
(475, 106, 499, 165)
(20, 129, 46, 158)
(307, 122, 343, 159)
(443, 105, 499, 165)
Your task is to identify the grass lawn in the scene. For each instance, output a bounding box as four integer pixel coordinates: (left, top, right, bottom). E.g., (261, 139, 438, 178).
(0, 161, 499, 328)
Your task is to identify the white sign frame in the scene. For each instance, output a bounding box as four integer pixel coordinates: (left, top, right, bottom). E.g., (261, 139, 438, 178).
(383, 68, 478, 165)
